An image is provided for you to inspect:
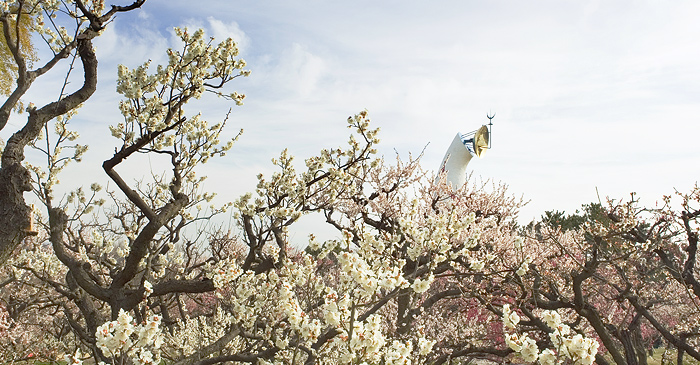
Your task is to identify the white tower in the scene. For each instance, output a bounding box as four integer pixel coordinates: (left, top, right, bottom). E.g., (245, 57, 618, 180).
(438, 124, 490, 188)
(439, 133, 474, 188)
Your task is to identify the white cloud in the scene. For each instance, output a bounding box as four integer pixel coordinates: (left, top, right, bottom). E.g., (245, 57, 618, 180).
(179, 17, 251, 55)
(94, 19, 169, 69)
(206, 17, 250, 54)
(275, 43, 328, 98)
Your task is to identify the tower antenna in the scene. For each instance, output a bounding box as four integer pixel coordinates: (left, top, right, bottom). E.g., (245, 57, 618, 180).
(486, 112, 495, 148)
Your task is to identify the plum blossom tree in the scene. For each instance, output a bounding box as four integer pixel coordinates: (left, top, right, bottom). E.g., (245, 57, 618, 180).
(2, 3, 700, 365)
(30, 24, 249, 363)
(466, 189, 700, 365)
(0, 1, 252, 360)
(0, 0, 147, 269)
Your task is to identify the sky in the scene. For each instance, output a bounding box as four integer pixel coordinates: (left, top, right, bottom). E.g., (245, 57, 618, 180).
(4, 0, 700, 238)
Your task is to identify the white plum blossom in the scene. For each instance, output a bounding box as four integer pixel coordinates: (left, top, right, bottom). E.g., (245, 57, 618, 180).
(542, 309, 561, 329)
(520, 336, 539, 362)
(418, 337, 436, 356)
(95, 309, 163, 364)
(143, 280, 153, 298)
(385, 340, 413, 365)
(469, 259, 485, 271)
(502, 304, 520, 330)
(502, 306, 599, 365)
(516, 256, 532, 277)
(538, 349, 557, 365)
(64, 349, 83, 365)
(514, 236, 524, 250)
(411, 274, 434, 294)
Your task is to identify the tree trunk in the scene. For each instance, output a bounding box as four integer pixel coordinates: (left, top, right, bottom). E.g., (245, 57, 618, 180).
(0, 158, 33, 269)
(621, 329, 639, 365)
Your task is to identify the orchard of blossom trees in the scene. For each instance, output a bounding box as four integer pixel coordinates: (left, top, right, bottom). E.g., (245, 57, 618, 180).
(1, 1, 700, 365)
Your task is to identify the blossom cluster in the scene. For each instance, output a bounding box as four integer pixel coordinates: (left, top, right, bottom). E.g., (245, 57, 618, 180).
(95, 309, 164, 365)
(502, 305, 599, 365)
(336, 238, 410, 297)
(399, 209, 479, 267)
(210, 255, 325, 350)
(111, 26, 248, 194)
(165, 305, 238, 359)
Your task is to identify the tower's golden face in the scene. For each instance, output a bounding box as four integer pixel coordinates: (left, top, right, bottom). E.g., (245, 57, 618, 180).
(473, 125, 490, 158)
